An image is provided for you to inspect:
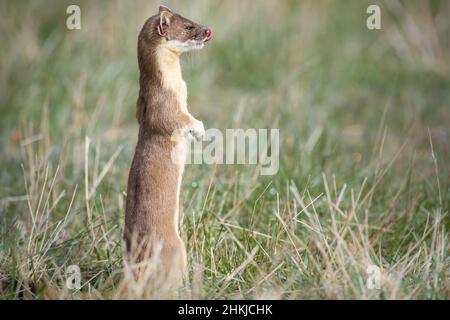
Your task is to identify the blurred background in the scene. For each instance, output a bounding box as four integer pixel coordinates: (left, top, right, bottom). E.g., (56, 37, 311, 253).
(0, 0, 448, 299)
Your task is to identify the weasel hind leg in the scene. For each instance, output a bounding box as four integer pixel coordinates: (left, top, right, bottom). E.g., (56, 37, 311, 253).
(121, 237, 187, 298)
(160, 239, 187, 285)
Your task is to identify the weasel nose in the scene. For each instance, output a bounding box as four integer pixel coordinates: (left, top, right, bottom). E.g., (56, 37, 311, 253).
(205, 28, 212, 40)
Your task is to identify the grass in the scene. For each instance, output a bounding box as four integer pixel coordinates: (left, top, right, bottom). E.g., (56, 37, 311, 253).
(0, 0, 449, 299)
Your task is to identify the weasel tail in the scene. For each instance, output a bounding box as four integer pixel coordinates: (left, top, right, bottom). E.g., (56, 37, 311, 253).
(122, 6, 212, 295)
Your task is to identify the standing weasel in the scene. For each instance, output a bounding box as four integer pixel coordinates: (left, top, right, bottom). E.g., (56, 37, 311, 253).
(124, 6, 212, 282)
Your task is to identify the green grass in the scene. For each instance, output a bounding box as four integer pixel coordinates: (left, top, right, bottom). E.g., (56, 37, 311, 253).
(0, 0, 449, 299)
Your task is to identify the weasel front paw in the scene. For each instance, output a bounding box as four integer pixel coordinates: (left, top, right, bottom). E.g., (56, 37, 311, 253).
(189, 121, 205, 141)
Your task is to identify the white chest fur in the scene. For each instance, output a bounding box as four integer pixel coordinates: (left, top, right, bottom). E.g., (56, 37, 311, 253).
(156, 45, 188, 113)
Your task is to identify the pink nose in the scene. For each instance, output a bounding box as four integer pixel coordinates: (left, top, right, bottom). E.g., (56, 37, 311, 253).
(205, 28, 212, 39)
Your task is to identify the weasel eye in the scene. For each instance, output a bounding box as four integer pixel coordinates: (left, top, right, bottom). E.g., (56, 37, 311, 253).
(185, 25, 194, 31)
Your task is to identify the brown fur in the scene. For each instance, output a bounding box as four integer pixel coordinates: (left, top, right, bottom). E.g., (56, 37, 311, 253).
(124, 6, 211, 284)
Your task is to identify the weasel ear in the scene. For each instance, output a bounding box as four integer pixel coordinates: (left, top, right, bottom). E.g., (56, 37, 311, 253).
(158, 9, 172, 36)
(159, 5, 172, 14)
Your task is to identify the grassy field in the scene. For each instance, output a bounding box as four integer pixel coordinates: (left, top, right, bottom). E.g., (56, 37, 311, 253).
(0, 0, 449, 299)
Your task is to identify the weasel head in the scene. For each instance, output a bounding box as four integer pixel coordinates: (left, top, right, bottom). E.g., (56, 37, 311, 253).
(155, 6, 213, 54)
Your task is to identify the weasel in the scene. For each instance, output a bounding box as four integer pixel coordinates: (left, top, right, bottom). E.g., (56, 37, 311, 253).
(124, 6, 212, 282)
